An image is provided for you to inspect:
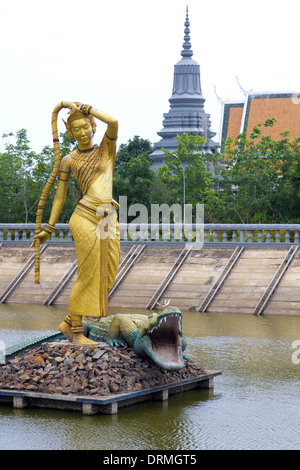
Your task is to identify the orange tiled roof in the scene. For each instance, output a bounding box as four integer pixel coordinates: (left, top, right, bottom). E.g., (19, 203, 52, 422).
(221, 101, 244, 143)
(221, 92, 300, 143)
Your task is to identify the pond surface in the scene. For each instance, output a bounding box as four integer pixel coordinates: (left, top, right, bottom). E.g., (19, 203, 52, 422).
(0, 304, 300, 450)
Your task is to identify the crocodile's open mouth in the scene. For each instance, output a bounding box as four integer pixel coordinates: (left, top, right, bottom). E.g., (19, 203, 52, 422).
(143, 312, 184, 370)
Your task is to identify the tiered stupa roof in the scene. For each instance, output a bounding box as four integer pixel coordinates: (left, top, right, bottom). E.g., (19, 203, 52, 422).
(150, 6, 216, 169)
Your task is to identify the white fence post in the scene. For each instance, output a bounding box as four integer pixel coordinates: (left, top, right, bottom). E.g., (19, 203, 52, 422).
(0, 223, 300, 245)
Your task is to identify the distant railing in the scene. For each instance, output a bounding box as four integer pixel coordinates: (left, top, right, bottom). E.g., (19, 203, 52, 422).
(1, 223, 300, 245)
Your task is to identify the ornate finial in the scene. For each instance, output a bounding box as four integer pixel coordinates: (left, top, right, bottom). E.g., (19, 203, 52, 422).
(234, 76, 253, 96)
(181, 5, 193, 58)
(214, 85, 228, 105)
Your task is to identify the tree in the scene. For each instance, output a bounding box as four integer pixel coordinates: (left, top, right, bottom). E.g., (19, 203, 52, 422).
(217, 119, 300, 223)
(115, 135, 154, 170)
(0, 130, 78, 223)
(271, 130, 300, 222)
(0, 129, 39, 223)
(154, 133, 219, 222)
(113, 136, 155, 218)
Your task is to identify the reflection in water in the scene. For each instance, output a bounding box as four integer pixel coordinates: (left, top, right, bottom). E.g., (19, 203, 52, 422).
(1, 305, 300, 450)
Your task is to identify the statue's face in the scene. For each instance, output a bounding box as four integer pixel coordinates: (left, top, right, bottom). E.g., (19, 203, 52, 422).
(70, 117, 94, 149)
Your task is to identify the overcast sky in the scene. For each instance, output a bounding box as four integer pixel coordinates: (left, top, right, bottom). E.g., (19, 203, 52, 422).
(0, 0, 299, 153)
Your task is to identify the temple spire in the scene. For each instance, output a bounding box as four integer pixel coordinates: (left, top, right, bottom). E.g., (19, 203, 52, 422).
(149, 5, 216, 169)
(181, 5, 193, 58)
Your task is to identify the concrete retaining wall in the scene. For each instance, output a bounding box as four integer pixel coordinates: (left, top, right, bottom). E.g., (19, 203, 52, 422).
(0, 244, 299, 316)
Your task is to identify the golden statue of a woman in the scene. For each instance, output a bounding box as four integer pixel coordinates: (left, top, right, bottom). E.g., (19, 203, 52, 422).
(33, 101, 120, 344)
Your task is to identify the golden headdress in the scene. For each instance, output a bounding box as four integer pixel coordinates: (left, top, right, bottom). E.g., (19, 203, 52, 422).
(63, 108, 97, 139)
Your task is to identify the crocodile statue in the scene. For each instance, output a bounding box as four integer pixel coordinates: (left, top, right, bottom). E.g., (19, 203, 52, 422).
(84, 306, 188, 371)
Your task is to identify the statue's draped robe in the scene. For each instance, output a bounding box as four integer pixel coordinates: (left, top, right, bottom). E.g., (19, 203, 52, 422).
(66, 133, 120, 317)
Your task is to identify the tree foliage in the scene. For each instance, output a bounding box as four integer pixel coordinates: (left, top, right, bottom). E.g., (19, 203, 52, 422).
(154, 133, 220, 221)
(115, 135, 154, 169)
(1, 124, 300, 225)
(215, 119, 300, 223)
(113, 136, 155, 213)
(0, 130, 77, 223)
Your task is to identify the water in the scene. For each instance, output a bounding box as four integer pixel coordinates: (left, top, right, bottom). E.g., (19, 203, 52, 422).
(1, 304, 300, 450)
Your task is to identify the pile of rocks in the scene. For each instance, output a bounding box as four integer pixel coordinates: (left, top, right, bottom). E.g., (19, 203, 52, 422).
(0, 341, 206, 397)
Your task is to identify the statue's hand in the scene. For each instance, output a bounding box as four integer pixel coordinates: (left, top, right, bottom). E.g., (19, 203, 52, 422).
(79, 103, 92, 115)
(30, 231, 51, 248)
(73, 101, 82, 109)
(63, 102, 91, 114)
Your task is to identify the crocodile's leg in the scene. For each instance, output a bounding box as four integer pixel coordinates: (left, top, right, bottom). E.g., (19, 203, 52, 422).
(107, 314, 139, 348)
